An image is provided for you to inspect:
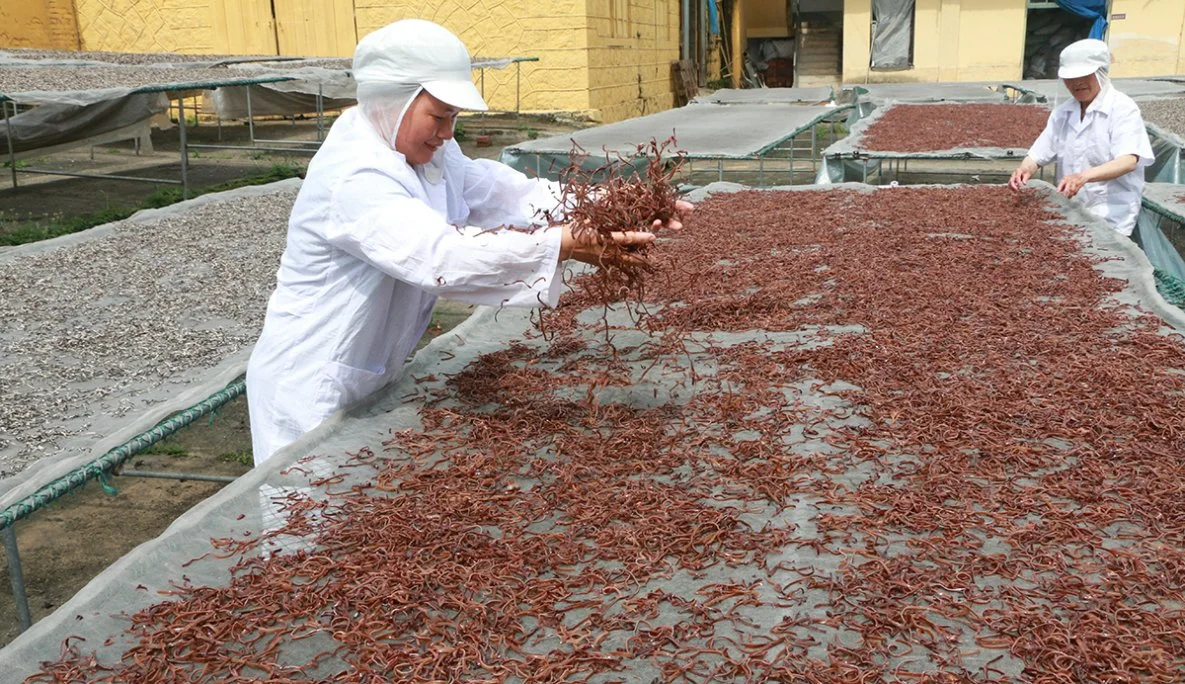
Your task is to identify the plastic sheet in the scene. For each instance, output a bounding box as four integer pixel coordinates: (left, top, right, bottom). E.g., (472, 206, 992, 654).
(0, 182, 1182, 680)
(204, 84, 356, 119)
(500, 104, 842, 180)
(870, 0, 915, 70)
(1139, 183, 1185, 282)
(0, 92, 165, 157)
(1147, 122, 1184, 184)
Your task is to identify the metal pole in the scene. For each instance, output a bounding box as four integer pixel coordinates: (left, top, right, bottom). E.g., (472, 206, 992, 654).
(3, 527, 31, 633)
(246, 86, 256, 145)
(758, 154, 764, 186)
(4, 101, 17, 189)
(717, 158, 723, 182)
(516, 61, 522, 117)
(177, 95, 190, 200)
(789, 139, 795, 182)
(316, 84, 325, 142)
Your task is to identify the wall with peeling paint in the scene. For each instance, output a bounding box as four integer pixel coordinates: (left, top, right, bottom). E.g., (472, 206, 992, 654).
(0, 0, 80, 50)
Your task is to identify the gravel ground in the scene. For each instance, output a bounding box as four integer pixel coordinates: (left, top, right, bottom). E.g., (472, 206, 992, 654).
(0, 188, 295, 478)
(1140, 97, 1185, 139)
(0, 49, 271, 66)
(0, 64, 289, 98)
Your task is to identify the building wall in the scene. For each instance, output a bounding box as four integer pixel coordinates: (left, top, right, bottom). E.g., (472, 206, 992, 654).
(74, 0, 217, 53)
(585, 0, 682, 123)
(843, 0, 1027, 83)
(842, 0, 1185, 84)
(43, 0, 678, 122)
(1107, 0, 1185, 78)
(0, 0, 80, 50)
(354, 0, 595, 118)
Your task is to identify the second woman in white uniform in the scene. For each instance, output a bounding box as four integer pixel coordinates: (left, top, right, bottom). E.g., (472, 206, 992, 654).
(1008, 39, 1153, 237)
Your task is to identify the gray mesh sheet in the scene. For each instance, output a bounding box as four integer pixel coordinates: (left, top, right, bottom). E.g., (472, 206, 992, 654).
(844, 82, 1006, 105)
(0, 182, 296, 508)
(0, 183, 1182, 680)
(500, 104, 842, 180)
(692, 86, 834, 105)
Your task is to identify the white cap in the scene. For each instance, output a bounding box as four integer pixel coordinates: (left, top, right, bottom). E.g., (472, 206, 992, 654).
(353, 19, 488, 111)
(1058, 39, 1110, 80)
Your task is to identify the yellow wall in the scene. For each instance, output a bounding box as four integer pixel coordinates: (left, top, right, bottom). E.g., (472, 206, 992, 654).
(0, 0, 80, 50)
(355, 0, 679, 122)
(844, 0, 1185, 84)
(75, 0, 217, 53)
(36, 0, 681, 122)
(745, 0, 789, 38)
(585, 0, 682, 122)
(1107, 0, 1185, 78)
(844, 0, 1028, 83)
(355, 0, 593, 117)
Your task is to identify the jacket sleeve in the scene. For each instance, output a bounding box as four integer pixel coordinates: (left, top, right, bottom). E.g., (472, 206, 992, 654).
(1028, 109, 1061, 167)
(326, 166, 565, 308)
(1110, 100, 1154, 167)
(459, 149, 568, 229)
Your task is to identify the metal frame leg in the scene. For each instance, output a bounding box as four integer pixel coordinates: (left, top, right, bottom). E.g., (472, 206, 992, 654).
(4, 101, 17, 189)
(246, 86, 255, 145)
(4, 527, 31, 633)
(316, 85, 325, 142)
(516, 62, 522, 117)
(177, 95, 190, 200)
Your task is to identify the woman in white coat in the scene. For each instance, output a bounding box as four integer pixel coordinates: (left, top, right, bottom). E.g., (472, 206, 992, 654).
(246, 19, 690, 464)
(1008, 39, 1153, 238)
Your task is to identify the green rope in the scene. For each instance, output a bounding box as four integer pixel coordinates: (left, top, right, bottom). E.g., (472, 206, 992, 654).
(0, 378, 246, 532)
(1155, 269, 1185, 309)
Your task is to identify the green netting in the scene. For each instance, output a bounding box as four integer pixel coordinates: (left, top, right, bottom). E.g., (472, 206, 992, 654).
(0, 378, 246, 531)
(1156, 268, 1185, 308)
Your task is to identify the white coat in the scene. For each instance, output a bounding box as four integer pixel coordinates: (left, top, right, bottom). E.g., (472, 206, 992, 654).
(1028, 84, 1153, 236)
(246, 107, 564, 464)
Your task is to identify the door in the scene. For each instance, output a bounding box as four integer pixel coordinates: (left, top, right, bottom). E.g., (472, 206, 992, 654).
(273, 0, 357, 57)
(211, 0, 278, 56)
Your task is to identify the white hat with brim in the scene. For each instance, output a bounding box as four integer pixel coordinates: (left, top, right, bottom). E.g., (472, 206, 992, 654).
(353, 19, 489, 112)
(422, 79, 489, 112)
(1058, 39, 1110, 80)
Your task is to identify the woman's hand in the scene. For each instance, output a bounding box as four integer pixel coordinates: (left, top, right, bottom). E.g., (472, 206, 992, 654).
(650, 199, 695, 231)
(559, 200, 694, 268)
(559, 225, 654, 267)
(1009, 159, 1038, 192)
(1057, 172, 1089, 198)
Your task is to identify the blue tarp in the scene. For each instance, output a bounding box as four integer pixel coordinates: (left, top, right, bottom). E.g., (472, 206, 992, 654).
(1054, 0, 1108, 39)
